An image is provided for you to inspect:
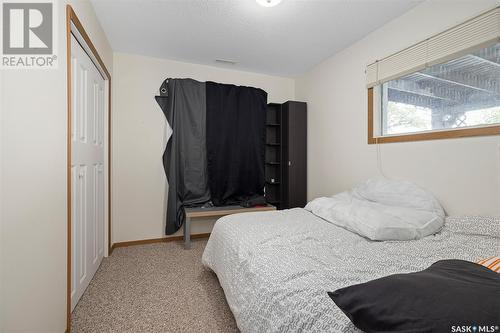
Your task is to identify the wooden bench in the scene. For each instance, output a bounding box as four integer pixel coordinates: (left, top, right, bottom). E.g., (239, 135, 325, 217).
(183, 205, 276, 248)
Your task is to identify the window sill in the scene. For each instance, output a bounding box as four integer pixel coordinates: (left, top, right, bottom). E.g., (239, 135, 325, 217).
(368, 125, 500, 144)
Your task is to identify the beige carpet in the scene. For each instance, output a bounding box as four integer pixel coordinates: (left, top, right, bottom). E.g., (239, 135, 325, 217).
(71, 239, 239, 333)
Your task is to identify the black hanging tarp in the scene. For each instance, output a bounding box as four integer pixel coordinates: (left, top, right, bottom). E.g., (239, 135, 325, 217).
(206, 82, 267, 206)
(155, 78, 210, 235)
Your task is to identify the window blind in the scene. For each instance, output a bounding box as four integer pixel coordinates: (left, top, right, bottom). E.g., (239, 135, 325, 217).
(366, 6, 500, 88)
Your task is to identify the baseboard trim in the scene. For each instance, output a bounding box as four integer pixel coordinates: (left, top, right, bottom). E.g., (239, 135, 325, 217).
(111, 233, 211, 251)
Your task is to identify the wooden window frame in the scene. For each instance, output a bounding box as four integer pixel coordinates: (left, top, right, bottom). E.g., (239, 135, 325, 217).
(367, 87, 500, 144)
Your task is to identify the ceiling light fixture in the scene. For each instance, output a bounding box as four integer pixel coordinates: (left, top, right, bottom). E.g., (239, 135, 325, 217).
(256, 0, 282, 8)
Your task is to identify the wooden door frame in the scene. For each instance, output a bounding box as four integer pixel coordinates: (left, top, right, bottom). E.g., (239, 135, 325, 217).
(66, 5, 112, 332)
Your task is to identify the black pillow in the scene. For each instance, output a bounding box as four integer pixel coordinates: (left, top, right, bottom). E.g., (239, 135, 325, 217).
(329, 260, 500, 333)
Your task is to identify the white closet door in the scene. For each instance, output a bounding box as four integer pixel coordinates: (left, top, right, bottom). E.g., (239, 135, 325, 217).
(71, 34, 105, 311)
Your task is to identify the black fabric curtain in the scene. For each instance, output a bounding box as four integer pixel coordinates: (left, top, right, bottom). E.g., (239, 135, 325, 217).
(155, 78, 210, 235)
(206, 82, 267, 206)
(156, 78, 267, 234)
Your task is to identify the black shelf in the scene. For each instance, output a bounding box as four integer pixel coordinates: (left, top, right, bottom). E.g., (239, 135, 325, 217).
(265, 103, 285, 210)
(265, 101, 307, 210)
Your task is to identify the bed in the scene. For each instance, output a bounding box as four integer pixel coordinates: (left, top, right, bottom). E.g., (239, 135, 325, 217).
(202, 208, 499, 333)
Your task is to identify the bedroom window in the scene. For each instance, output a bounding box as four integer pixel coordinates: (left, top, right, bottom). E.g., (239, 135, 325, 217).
(367, 6, 500, 143)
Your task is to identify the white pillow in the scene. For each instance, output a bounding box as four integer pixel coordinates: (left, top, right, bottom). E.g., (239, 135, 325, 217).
(305, 178, 445, 241)
(353, 178, 444, 213)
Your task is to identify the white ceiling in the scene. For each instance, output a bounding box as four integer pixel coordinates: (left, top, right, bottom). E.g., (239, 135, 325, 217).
(91, 0, 423, 77)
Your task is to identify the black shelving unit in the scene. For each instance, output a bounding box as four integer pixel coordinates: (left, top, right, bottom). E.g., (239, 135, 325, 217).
(264, 101, 307, 210)
(265, 103, 283, 209)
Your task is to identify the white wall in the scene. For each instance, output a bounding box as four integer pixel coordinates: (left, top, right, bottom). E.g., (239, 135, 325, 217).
(0, 61, 4, 332)
(1, 1, 112, 332)
(112, 52, 295, 243)
(296, 0, 500, 217)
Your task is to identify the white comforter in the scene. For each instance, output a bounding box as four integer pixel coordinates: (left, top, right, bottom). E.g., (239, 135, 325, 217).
(305, 178, 445, 241)
(202, 208, 499, 333)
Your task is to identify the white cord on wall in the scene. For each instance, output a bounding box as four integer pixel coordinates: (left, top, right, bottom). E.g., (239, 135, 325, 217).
(376, 137, 388, 179)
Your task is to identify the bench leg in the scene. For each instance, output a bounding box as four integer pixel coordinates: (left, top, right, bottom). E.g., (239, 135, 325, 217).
(184, 216, 191, 249)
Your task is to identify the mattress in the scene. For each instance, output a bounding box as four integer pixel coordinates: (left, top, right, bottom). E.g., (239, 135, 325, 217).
(202, 208, 499, 333)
